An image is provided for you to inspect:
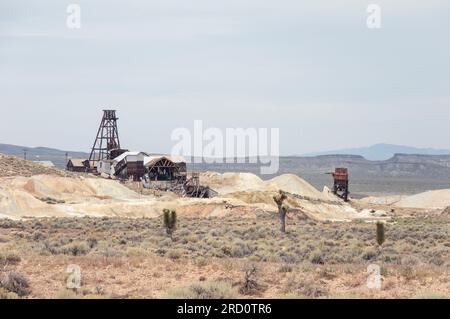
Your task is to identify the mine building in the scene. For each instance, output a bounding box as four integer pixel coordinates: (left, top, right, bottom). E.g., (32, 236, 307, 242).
(110, 151, 148, 181)
(66, 158, 89, 172)
(97, 159, 114, 175)
(144, 155, 187, 182)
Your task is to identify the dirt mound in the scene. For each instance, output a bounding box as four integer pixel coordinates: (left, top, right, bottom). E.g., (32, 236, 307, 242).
(395, 189, 450, 209)
(200, 172, 265, 194)
(201, 172, 336, 202)
(0, 153, 69, 178)
(267, 174, 332, 201)
(359, 195, 405, 206)
(0, 175, 142, 218)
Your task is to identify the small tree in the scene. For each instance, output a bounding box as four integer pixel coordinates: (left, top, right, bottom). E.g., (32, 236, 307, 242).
(163, 209, 177, 240)
(239, 264, 260, 295)
(273, 190, 289, 233)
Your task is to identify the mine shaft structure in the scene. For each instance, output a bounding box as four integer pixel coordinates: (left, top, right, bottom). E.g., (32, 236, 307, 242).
(89, 110, 121, 169)
(330, 167, 349, 202)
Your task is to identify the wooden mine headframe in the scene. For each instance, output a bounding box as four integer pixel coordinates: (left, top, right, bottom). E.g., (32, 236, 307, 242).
(89, 110, 121, 168)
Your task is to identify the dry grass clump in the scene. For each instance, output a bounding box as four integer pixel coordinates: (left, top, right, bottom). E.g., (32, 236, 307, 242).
(55, 288, 116, 299)
(0, 253, 21, 267)
(164, 281, 236, 299)
(412, 292, 449, 299)
(0, 272, 30, 297)
(0, 287, 19, 299)
(282, 275, 329, 298)
(44, 240, 91, 256)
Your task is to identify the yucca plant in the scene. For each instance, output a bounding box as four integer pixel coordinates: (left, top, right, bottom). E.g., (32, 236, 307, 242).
(163, 208, 177, 240)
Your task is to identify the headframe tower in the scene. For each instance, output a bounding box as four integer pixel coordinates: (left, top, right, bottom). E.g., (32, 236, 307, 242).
(89, 110, 121, 168)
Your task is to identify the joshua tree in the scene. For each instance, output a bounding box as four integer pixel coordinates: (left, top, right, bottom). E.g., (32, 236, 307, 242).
(273, 190, 289, 233)
(163, 208, 177, 240)
(376, 222, 385, 247)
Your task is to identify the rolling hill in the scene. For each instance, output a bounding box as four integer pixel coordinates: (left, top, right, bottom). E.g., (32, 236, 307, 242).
(0, 143, 89, 168)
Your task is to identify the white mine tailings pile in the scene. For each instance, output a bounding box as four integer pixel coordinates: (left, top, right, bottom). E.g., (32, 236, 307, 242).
(0, 151, 390, 221)
(394, 189, 450, 209)
(360, 189, 450, 210)
(0, 171, 388, 221)
(200, 172, 386, 221)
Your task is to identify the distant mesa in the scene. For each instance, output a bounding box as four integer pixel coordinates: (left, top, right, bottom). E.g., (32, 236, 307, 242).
(302, 143, 450, 161)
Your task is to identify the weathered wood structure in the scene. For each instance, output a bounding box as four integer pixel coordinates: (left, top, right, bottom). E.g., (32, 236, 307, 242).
(88, 110, 126, 170)
(144, 155, 187, 182)
(331, 167, 349, 201)
(66, 159, 89, 172)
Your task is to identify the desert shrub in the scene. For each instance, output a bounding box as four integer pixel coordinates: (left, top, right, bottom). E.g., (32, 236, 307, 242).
(43, 237, 90, 256)
(309, 250, 326, 264)
(87, 238, 98, 249)
(0, 272, 30, 297)
(318, 267, 337, 280)
(229, 240, 254, 258)
(0, 253, 21, 267)
(167, 249, 183, 259)
(62, 242, 90, 256)
(0, 235, 11, 243)
(382, 253, 401, 264)
(283, 277, 328, 298)
(101, 247, 118, 257)
(428, 257, 445, 266)
(278, 251, 297, 264)
(56, 289, 79, 299)
(193, 257, 208, 267)
(0, 219, 19, 229)
(401, 266, 416, 281)
(401, 255, 421, 266)
(0, 288, 19, 299)
(32, 231, 46, 241)
(361, 247, 379, 261)
(279, 264, 293, 273)
(165, 281, 235, 299)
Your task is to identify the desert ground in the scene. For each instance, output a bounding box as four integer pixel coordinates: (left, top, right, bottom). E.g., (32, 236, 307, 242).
(0, 153, 448, 299)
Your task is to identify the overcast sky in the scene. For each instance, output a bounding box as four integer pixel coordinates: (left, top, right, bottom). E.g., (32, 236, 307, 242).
(0, 0, 449, 155)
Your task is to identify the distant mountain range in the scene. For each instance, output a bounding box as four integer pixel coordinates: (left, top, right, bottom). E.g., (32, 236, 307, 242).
(302, 143, 450, 161)
(0, 143, 89, 168)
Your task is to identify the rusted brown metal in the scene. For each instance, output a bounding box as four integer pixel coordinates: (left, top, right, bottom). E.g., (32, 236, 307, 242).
(330, 167, 349, 201)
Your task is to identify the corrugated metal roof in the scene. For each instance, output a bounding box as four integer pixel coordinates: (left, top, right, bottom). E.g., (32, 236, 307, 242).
(112, 151, 149, 163)
(144, 155, 186, 166)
